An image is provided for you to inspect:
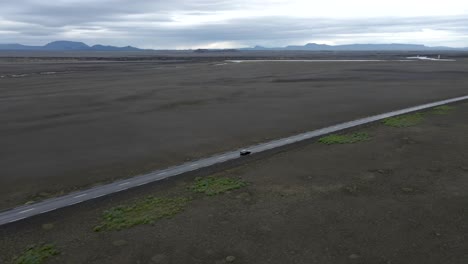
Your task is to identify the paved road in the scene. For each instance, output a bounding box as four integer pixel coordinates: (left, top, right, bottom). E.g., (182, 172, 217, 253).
(1, 95, 468, 226)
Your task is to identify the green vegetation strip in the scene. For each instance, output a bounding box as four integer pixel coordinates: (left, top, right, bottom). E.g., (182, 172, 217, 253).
(319, 132, 370, 145)
(432, 105, 456, 115)
(190, 177, 247, 196)
(13, 244, 59, 264)
(382, 113, 424, 127)
(94, 176, 248, 231)
(94, 196, 190, 232)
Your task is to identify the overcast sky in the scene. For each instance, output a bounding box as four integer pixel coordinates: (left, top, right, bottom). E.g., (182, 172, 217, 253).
(1, 0, 467, 49)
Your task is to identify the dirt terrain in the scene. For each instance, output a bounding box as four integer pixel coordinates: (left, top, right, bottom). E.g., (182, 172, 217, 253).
(1, 54, 468, 210)
(1, 100, 468, 264)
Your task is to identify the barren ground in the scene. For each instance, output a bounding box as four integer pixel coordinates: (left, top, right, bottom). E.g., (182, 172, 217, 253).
(1, 99, 468, 264)
(2, 54, 468, 209)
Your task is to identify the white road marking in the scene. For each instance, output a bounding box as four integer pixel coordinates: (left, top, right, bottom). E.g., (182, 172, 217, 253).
(93, 194, 105, 198)
(118, 182, 130, 186)
(18, 208, 34, 214)
(157, 172, 166, 176)
(73, 193, 87, 198)
(217, 156, 227, 160)
(190, 163, 198, 167)
(9, 217, 26, 223)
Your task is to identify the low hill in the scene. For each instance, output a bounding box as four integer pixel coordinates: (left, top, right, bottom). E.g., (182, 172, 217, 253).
(242, 43, 467, 51)
(0, 41, 143, 51)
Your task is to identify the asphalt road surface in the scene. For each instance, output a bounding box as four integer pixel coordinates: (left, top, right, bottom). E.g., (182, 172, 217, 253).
(1, 94, 467, 226)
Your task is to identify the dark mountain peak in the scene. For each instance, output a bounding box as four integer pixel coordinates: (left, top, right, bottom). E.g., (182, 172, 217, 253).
(0, 41, 144, 51)
(91, 44, 141, 51)
(44, 41, 90, 50)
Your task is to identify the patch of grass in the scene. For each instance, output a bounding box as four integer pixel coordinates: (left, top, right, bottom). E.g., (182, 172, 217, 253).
(382, 113, 424, 127)
(190, 177, 247, 196)
(432, 105, 455, 115)
(13, 244, 59, 264)
(318, 132, 370, 145)
(94, 196, 190, 232)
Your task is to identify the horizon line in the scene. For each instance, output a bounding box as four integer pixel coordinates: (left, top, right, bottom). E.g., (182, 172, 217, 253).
(1, 40, 467, 50)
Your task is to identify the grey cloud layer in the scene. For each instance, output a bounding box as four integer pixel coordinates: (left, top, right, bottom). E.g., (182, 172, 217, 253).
(1, 0, 467, 48)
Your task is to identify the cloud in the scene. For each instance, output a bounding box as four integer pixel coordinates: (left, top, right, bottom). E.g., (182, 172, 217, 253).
(102, 16, 468, 48)
(0, 0, 467, 48)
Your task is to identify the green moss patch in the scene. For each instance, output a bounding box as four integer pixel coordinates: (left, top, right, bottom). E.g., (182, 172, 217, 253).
(432, 105, 455, 115)
(190, 177, 247, 196)
(13, 244, 59, 264)
(94, 196, 190, 232)
(318, 132, 370, 145)
(382, 113, 424, 127)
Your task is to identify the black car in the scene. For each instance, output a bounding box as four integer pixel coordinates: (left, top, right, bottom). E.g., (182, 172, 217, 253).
(240, 149, 251, 156)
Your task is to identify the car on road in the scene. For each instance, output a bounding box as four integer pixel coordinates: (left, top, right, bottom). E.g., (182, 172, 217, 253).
(240, 149, 251, 156)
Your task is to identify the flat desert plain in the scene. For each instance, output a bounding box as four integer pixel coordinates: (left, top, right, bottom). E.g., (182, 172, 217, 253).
(1, 54, 468, 209)
(2, 93, 468, 264)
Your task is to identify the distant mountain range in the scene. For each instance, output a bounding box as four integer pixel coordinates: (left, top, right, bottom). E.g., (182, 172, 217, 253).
(242, 43, 468, 51)
(0, 41, 467, 51)
(0, 41, 143, 51)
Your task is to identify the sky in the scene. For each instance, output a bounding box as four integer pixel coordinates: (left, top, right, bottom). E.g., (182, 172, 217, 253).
(0, 0, 467, 49)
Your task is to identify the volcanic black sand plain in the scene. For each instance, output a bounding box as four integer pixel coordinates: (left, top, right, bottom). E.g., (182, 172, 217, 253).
(1, 51, 468, 210)
(1, 90, 468, 264)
